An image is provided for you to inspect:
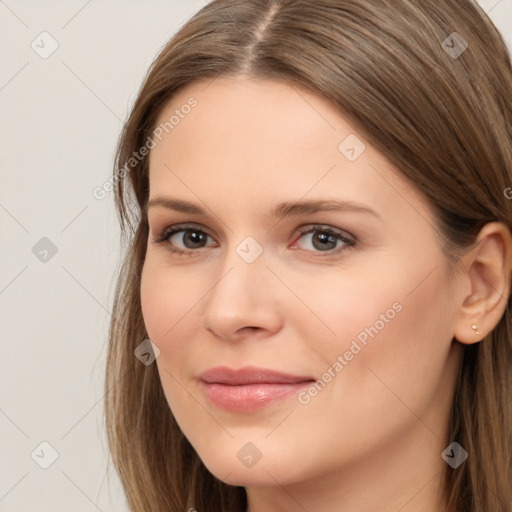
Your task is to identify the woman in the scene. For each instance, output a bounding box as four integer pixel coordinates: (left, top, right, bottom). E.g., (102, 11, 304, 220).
(105, 1, 512, 510)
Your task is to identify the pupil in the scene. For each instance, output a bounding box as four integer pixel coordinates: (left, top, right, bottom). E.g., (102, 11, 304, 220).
(185, 231, 205, 248)
(314, 232, 336, 251)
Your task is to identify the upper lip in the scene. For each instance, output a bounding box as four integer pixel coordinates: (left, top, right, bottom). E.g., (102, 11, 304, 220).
(199, 365, 316, 385)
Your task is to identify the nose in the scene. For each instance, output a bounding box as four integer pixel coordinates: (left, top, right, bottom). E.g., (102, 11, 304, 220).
(201, 244, 283, 342)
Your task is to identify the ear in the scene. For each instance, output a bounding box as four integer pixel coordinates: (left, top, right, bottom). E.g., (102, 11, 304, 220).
(453, 222, 512, 344)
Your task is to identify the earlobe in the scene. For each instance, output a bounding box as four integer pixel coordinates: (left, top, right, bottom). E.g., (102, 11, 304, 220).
(453, 222, 512, 345)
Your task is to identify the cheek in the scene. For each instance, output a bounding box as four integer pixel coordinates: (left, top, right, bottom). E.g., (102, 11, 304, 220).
(302, 262, 452, 401)
(140, 261, 203, 414)
(140, 260, 201, 345)
(293, 269, 406, 366)
(333, 271, 454, 412)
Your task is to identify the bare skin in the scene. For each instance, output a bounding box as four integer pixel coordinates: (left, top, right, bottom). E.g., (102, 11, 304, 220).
(140, 76, 512, 512)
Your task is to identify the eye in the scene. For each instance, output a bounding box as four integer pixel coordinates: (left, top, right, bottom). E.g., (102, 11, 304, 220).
(152, 224, 217, 255)
(151, 223, 356, 256)
(294, 225, 356, 254)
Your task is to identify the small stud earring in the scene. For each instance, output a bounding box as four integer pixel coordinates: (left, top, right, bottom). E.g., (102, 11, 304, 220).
(471, 324, 480, 335)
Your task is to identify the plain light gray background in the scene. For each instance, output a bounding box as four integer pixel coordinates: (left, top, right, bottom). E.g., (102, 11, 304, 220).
(0, 0, 511, 510)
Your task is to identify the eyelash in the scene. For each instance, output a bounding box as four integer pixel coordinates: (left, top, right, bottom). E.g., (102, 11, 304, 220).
(151, 223, 357, 257)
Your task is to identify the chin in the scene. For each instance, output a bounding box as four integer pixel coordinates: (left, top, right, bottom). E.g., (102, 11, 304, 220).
(194, 443, 305, 487)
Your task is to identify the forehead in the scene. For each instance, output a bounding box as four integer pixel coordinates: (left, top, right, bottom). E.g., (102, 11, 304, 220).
(152, 76, 350, 159)
(148, 76, 433, 228)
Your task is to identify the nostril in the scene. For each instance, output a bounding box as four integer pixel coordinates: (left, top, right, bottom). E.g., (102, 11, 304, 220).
(240, 326, 259, 334)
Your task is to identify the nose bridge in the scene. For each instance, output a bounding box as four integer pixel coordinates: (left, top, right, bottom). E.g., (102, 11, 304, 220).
(201, 233, 281, 338)
(208, 234, 266, 311)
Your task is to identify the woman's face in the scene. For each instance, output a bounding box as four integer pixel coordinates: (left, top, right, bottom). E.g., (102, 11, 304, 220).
(141, 76, 463, 489)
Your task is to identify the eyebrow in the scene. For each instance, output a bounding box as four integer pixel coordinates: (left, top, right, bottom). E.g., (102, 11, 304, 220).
(146, 196, 381, 220)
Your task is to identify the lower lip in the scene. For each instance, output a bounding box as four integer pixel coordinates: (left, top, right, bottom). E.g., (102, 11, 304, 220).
(201, 381, 313, 412)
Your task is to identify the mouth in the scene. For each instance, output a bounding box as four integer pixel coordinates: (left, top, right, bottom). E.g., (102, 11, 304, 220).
(198, 365, 316, 412)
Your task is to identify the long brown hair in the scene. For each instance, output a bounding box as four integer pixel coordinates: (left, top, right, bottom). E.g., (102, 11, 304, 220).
(105, 1, 512, 510)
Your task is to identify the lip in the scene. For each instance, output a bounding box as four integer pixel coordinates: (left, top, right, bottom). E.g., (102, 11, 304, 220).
(199, 365, 315, 385)
(198, 365, 316, 412)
